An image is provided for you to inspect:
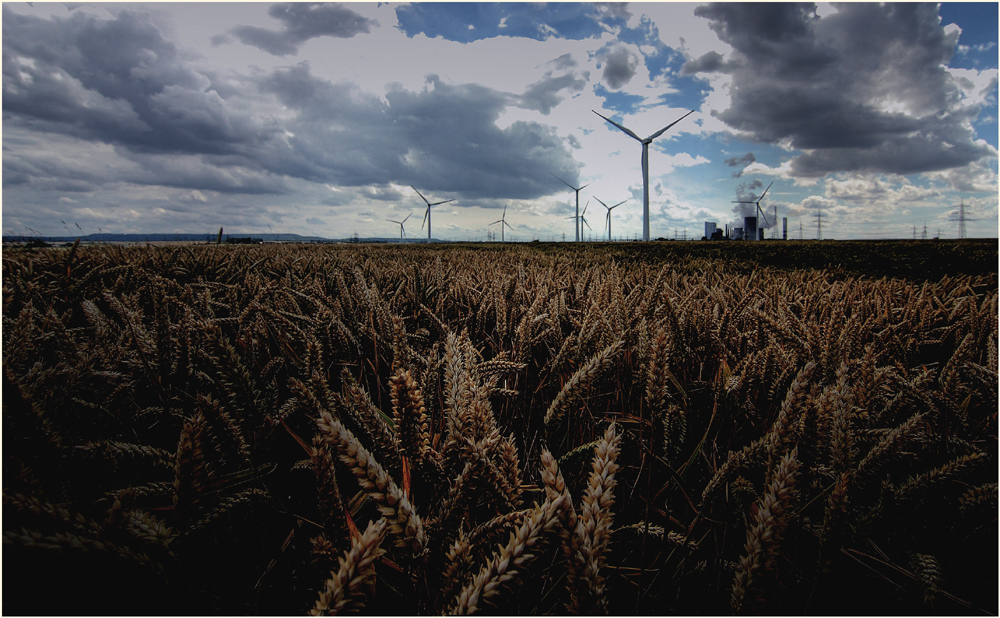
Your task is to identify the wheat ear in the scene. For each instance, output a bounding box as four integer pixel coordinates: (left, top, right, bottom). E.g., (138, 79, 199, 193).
(311, 518, 387, 615)
(173, 412, 208, 522)
(451, 491, 566, 614)
(389, 369, 431, 466)
(731, 447, 801, 613)
(545, 339, 623, 428)
(569, 423, 621, 614)
(315, 411, 427, 557)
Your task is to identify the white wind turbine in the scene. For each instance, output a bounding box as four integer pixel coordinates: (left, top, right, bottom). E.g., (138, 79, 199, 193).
(595, 197, 627, 241)
(732, 181, 773, 241)
(593, 109, 695, 241)
(491, 204, 514, 243)
(386, 212, 412, 239)
(411, 186, 455, 243)
(579, 200, 592, 241)
(550, 172, 589, 242)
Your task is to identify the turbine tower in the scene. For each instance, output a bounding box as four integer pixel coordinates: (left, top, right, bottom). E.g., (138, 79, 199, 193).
(491, 204, 514, 243)
(732, 181, 773, 241)
(386, 212, 412, 239)
(593, 109, 695, 241)
(411, 186, 455, 243)
(595, 197, 626, 241)
(551, 172, 589, 242)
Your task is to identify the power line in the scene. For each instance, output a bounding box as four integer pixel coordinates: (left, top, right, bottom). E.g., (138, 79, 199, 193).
(958, 199, 967, 239)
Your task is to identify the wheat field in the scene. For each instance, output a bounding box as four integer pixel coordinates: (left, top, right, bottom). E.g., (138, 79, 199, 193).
(3, 241, 996, 614)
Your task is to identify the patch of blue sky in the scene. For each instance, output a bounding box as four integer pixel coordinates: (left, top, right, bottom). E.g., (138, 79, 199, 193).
(972, 113, 998, 150)
(651, 76, 711, 111)
(593, 84, 645, 116)
(938, 3, 998, 70)
(394, 3, 609, 43)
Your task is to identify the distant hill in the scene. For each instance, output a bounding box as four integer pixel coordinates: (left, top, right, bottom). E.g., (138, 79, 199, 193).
(1, 233, 458, 245)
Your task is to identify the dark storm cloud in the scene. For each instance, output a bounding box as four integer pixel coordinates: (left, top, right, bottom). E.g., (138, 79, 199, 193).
(518, 73, 587, 115)
(690, 3, 996, 177)
(681, 51, 728, 75)
(602, 45, 638, 89)
(230, 3, 376, 56)
(2, 7, 578, 202)
(3, 6, 283, 161)
(259, 67, 580, 199)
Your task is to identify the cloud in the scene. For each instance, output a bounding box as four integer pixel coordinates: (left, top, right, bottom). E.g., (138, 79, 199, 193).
(231, 3, 376, 56)
(724, 152, 755, 176)
(518, 73, 587, 115)
(258, 67, 580, 199)
(3, 8, 579, 202)
(2, 6, 280, 160)
(602, 44, 639, 89)
(689, 3, 997, 177)
(681, 50, 728, 74)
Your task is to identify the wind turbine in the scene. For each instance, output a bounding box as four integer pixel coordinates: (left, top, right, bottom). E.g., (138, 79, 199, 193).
(579, 201, 592, 241)
(386, 212, 412, 240)
(595, 197, 627, 241)
(593, 109, 695, 241)
(732, 181, 773, 241)
(550, 172, 589, 242)
(411, 186, 455, 243)
(491, 204, 514, 243)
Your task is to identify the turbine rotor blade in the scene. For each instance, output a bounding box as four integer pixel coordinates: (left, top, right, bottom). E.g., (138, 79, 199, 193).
(646, 110, 696, 141)
(592, 110, 642, 141)
(594, 197, 609, 209)
(758, 181, 773, 203)
(403, 213, 412, 223)
(611, 200, 626, 209)
(411, 186, 431, 205)
(550, 172, 579, 191)
(422, 206, 429, 229)
(431, 199, 455, 206)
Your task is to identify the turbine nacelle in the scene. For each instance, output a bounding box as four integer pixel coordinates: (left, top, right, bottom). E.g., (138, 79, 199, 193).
(411, 185, 455, 241)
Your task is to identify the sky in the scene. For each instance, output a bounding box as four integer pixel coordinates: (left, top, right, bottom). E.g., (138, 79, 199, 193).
(3, 2, 998, 241)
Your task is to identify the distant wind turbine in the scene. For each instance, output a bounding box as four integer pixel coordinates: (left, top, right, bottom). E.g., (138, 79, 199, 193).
(593, 109, 695, 241)
(595, 197, 627, 241)
(386, 212, 412, 239)
(550, 172, 589, 242)
(579, 201, 592, 241)
(491, 204, 514, 243)
(411, 186, 455, 243)
(732, 181, 773, 241)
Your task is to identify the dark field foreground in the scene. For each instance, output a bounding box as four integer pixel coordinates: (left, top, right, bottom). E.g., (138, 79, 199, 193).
(3, 241, 997, 615)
